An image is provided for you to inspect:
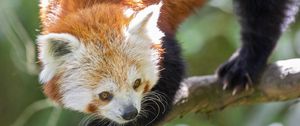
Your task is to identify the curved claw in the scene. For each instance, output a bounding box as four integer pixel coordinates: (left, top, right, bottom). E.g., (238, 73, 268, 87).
(223, 81, 228, 90)
(245, 84, 250, 91)
(245, 73, 253, 86)
(232, 88, 238, 96)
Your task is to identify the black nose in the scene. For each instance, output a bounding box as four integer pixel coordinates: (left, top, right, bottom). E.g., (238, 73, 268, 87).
(121, 105, 138, 120)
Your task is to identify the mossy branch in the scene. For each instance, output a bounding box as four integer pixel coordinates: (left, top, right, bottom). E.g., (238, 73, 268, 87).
(159, 58, 300, 125)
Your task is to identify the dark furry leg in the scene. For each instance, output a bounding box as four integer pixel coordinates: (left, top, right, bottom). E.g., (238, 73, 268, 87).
(217, 0, 299, 92)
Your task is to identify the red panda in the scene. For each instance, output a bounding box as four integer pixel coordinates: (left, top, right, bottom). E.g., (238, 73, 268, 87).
(38, 0, 300, 125)
(38, 0, 205, 125)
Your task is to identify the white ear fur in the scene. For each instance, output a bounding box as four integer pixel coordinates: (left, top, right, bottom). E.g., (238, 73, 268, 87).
(40, 0, 50, 8)
(37, 33, 80, 83)
(127, 2, 164, 43)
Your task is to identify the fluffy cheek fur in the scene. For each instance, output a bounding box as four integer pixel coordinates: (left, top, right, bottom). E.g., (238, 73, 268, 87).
(62, 86, 93, 111)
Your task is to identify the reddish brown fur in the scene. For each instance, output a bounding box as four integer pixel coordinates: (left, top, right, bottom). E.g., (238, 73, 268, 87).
(40, 0, 206, 35)
(86, 103, 98, 113)
(143, 81, 150, 93)
(44, 3, 129, 43)
(43, 75, 62, 103)
(85, 99, 110, 113)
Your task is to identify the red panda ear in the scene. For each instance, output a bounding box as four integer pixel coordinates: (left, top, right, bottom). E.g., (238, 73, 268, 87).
(37, 33, 80, 83)
(127, 2, 164, 42)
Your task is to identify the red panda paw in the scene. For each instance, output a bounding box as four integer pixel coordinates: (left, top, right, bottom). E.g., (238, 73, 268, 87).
(217, 55, 265, 95)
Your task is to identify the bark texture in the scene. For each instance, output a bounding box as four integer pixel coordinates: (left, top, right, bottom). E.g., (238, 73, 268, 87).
(159, 59, 300, 125)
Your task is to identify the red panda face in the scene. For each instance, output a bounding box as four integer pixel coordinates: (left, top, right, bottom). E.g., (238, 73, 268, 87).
(38, 2, 164, 123)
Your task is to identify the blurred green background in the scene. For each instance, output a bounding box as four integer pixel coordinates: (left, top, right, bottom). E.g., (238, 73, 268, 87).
(1, 0, 300, 126)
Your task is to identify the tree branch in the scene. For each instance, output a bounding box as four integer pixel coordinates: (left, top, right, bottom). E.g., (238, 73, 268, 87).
(159, 58, 300, 125)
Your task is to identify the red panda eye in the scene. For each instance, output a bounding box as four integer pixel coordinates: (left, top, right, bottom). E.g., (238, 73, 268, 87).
(98, 91, 113, 101)
(133, 78, 142, 90)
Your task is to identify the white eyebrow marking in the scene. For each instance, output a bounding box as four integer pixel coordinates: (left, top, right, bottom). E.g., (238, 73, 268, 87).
(94, 78, 118, 93)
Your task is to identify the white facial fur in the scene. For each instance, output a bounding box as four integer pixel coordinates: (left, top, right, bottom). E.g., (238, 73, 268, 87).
(101, 91, 141, 123)
(96, 78, 142, 123)
(37, 3, 164, 124)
